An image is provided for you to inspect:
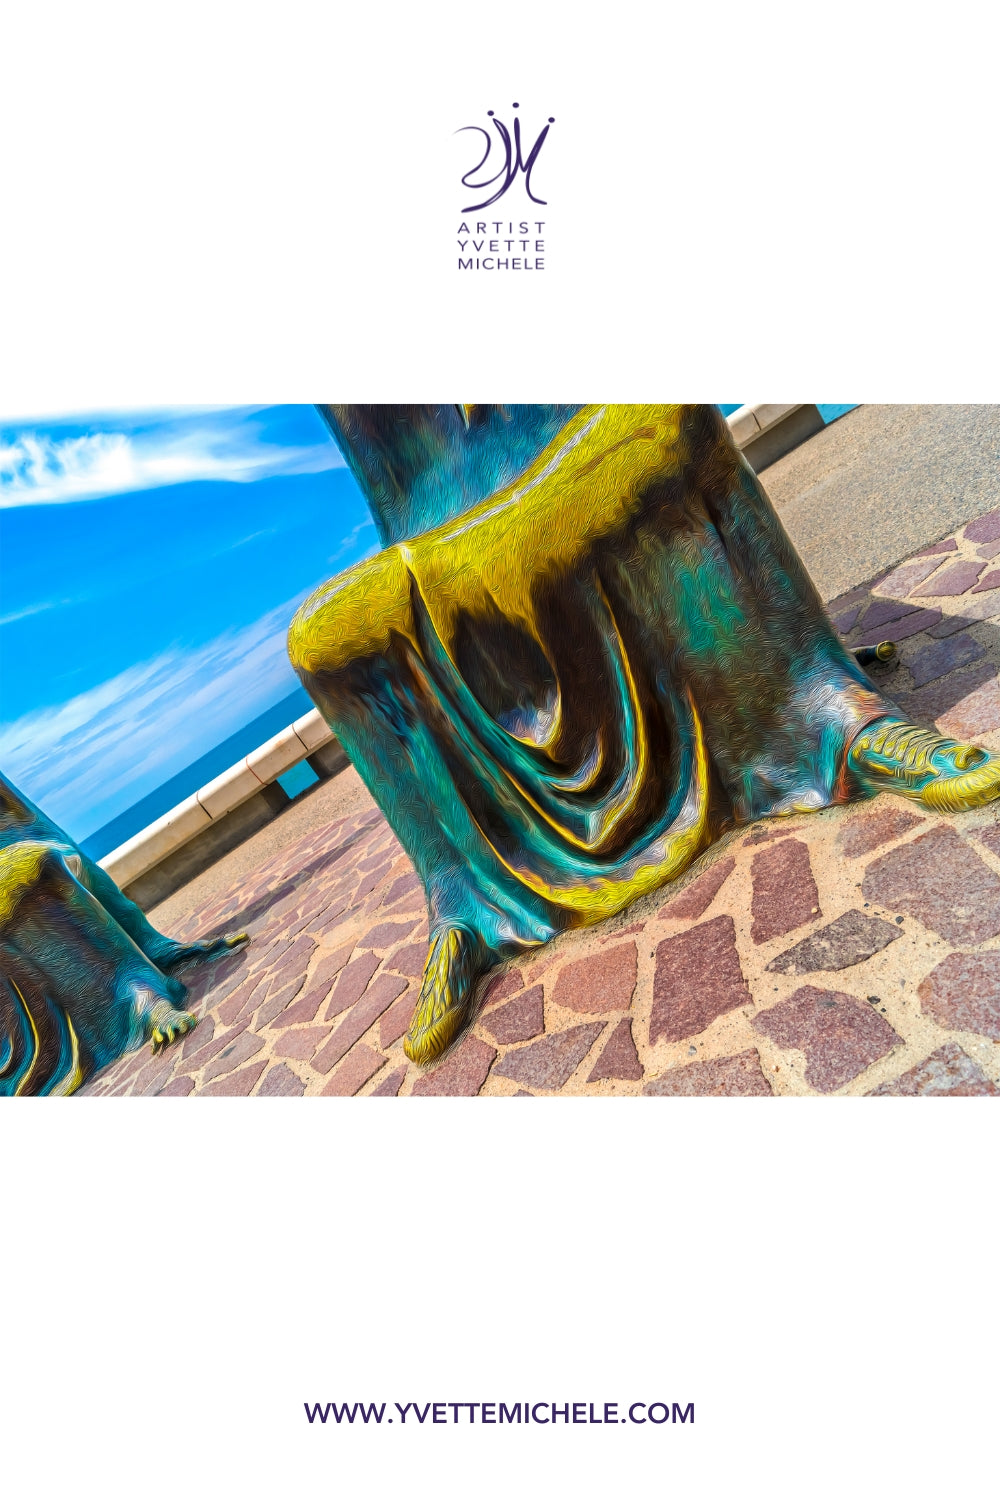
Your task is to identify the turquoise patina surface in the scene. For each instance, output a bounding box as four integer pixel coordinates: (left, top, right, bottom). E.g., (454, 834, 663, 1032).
(291, 404, 948, 1064)
(0, 774, 245, 1095)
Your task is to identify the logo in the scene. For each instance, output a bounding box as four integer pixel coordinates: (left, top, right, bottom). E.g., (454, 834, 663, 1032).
(456, 103, 555, 212)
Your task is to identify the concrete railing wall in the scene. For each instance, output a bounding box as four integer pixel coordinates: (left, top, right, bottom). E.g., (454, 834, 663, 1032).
(99, 708, 347, 905)
(99, 402, 822, 906)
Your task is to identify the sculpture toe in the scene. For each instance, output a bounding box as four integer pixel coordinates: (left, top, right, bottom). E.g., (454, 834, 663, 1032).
(145, 998, 198, 1054)
(156, 931, 250, 972)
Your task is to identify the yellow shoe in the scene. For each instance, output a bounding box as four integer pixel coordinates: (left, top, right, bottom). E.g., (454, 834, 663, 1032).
(847, 717, 1000, 813)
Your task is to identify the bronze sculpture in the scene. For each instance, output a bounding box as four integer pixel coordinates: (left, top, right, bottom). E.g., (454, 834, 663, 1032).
(0, 774, 246, 1095)
(289, 404, 1000, 1067)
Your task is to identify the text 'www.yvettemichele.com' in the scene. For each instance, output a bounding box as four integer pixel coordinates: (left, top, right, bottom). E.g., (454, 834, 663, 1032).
(304, 1402, 694, 1426)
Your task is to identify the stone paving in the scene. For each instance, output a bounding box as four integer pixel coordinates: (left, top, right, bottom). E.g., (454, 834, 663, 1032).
(82, 509, 1000, 1098)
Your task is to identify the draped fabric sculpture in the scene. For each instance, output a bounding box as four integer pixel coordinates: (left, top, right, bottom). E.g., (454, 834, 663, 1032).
(0, 775, 246, 1096)
(290, 403, 1000, 1066)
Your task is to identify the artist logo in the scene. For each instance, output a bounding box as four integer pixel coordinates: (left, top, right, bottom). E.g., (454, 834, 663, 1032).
(457, 103, 555, 212)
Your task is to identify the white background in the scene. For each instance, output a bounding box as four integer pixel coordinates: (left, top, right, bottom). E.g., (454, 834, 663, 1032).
(2, 2, 998, 1495)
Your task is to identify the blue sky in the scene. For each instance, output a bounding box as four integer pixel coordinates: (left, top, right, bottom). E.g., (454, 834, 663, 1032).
(0, 405, 376, 842)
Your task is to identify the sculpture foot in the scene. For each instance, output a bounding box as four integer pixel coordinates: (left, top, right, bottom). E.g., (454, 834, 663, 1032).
(847, 716, 1000, 813)
(404, 927, 485, 1066)
(143, 996, 198, 1055)
(155, 931, 250, 972)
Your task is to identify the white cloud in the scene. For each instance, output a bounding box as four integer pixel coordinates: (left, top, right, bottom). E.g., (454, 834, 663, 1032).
(0, 599, 310, 839)
(326, 517, 378, 565)
(0, 412, 343, 507)
(0, 597, 65, 627)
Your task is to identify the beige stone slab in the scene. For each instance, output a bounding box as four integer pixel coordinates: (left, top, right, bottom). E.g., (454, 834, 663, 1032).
(100, 795, 211, 888)
(726, 404, 761, 447)
(197, 761, 264, 820)
(293, 708, 335, 751)
(746, 402, 801, 436)
(246, 725, 308, 782)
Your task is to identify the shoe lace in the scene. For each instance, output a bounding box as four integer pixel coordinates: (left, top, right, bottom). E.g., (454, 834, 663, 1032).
(861, 721, 986, 774)
(870, 722, 950, 770)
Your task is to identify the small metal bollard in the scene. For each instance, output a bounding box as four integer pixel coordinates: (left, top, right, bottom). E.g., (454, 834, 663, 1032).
(852, 640, 897, 666)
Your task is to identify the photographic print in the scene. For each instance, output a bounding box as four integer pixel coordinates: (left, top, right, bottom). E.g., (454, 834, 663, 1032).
(5, 402, 999, 1098)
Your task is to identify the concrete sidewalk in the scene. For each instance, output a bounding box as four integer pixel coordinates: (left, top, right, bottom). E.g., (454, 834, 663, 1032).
(82, 407, 1000, 1097)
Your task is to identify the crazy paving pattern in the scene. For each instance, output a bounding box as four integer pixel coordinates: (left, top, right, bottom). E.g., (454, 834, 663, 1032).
(81, 510, 1000, 1098)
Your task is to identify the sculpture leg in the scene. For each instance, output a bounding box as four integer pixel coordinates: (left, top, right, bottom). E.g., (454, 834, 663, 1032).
(75, 853, 249, 972)
(291, 404, 1000, 1071)
(290, 550, 713, 1070)
(0, 841, 197, 1096)
(288, 556, 568, 1068)
(0, 772, 249, 974)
